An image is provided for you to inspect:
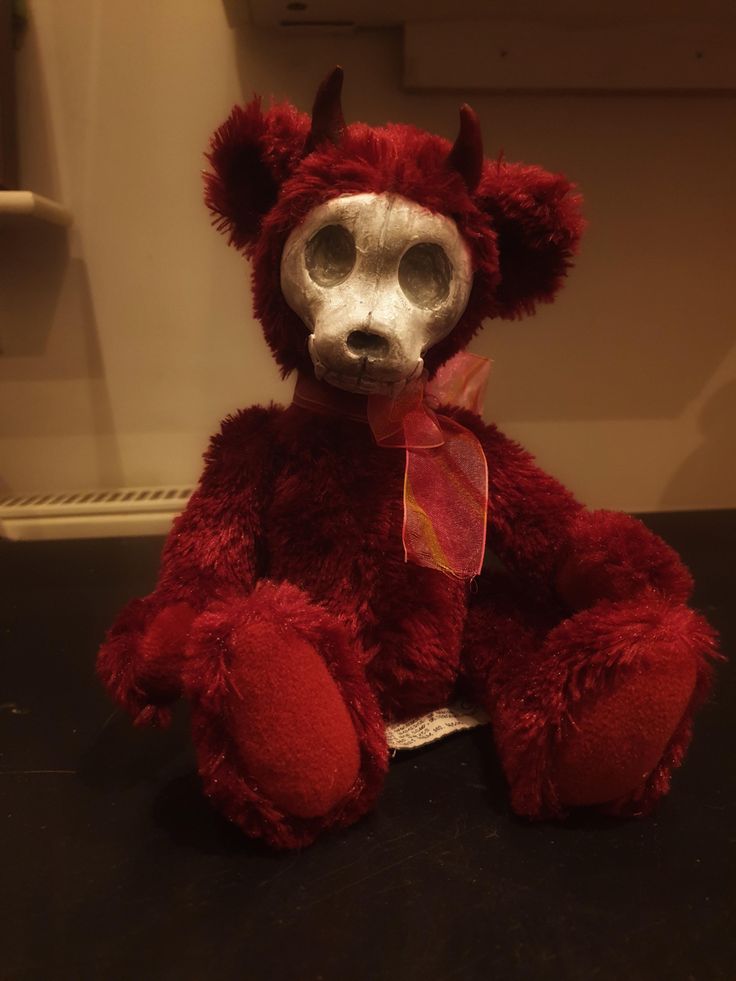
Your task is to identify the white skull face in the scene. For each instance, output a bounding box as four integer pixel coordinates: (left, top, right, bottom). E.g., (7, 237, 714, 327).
(280, 192, 473, 396)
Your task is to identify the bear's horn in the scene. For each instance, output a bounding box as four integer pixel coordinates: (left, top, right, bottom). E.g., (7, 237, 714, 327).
(447, 104, 483, 192)
(304, 66, 346, 154)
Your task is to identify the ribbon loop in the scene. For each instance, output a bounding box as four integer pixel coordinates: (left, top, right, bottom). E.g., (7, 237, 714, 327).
(367, 377, 444, 449)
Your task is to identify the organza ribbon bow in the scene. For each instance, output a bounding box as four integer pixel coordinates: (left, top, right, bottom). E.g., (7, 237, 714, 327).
(294, 351, 491, 579)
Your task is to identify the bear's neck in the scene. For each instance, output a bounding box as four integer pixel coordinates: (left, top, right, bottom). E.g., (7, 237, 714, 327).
(292, 371, 370, 423)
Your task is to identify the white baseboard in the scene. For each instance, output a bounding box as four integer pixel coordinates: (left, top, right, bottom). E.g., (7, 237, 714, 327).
(0, 486, 193, 541)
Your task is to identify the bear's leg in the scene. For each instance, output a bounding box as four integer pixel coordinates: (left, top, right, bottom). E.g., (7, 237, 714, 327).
(462, 575, 717, 818)
(364, 569, 467, 720)
(183, 581, 388, 849)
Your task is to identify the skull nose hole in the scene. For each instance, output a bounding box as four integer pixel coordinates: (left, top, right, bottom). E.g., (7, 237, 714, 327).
(346, 330, 390, 358)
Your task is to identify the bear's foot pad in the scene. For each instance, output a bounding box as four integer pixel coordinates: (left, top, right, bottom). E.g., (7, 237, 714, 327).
(227, 620, 362, 818)
(550, 647, 697, 807)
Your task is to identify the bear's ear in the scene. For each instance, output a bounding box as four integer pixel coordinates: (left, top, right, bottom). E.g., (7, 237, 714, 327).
(204, 68, 347, 254)
(475, 161, 585, 319)
(204, 97, 309, 253)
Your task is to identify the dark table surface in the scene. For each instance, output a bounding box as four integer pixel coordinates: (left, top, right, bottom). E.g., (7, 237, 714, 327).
(2, 511, 735, 981)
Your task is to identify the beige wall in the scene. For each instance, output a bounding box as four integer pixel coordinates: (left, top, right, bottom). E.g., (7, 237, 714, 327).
(1, 0, 735, 511)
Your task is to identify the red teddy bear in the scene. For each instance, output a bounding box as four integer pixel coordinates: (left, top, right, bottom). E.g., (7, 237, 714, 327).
(98, 69, 718, 849)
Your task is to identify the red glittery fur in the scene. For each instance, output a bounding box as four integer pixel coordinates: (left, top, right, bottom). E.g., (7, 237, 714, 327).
(97, 89, 719, 848)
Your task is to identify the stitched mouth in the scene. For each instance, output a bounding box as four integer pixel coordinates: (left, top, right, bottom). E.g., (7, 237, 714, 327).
(318, 367, 408, 397)
(308, 336, 422, 396)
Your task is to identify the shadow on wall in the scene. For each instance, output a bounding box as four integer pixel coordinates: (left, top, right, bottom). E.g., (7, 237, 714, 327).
(661, 379, 736, 511)
(0, 1, 123, 492)
(14, 6, 62, 201)
(0, 222, 68, 360)
(0, 222, 124, 489)
(220, 9, 736, 429)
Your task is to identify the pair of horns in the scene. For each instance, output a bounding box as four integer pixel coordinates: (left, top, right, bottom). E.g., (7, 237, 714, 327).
(304, 66, 484, 192)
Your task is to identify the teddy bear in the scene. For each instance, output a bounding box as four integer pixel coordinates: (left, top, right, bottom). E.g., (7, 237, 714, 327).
(97, 68, 718, 850)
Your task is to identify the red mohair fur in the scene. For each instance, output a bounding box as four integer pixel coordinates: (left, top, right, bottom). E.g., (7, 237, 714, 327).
(98, 81, 719, 849)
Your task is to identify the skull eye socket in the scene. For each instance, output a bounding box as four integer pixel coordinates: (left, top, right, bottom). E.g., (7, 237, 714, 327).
(305, 224, 356, 287)
(398, 243, 451, 308)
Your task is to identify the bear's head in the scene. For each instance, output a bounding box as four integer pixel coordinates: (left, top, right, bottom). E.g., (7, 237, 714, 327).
(205, 67, 584, 397)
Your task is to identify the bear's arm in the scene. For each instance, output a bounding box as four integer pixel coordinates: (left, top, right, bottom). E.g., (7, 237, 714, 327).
(472, 419, 693, 608)
(97, 404, 281, 723)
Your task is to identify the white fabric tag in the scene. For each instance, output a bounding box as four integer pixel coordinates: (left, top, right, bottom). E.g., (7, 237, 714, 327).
(385, 700, 490, 751)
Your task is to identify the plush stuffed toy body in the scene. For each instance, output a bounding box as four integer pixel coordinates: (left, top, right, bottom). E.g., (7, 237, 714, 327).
(98, 69, 718, 849)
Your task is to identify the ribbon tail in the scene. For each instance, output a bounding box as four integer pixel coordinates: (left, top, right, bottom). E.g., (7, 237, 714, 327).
(402, 415, 488, 579)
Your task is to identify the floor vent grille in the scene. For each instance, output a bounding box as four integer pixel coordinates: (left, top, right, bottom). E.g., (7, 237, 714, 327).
(0, 486, 193, 541)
